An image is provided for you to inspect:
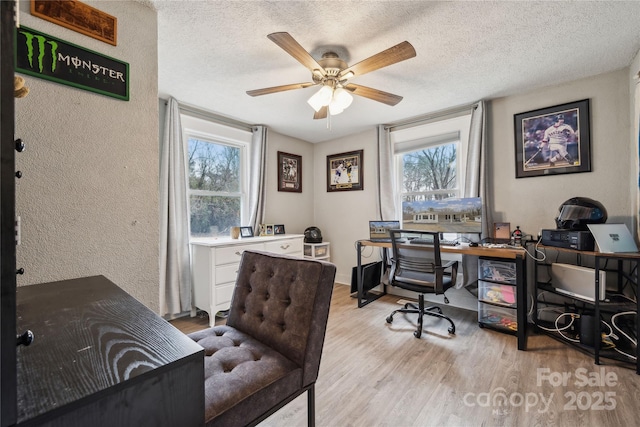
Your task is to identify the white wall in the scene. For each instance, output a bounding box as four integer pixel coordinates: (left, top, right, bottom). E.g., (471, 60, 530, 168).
(15, 1, 160, 310)
(313, 129, 380, 285)
(314, 69, 637, 306)
(489, 69, 632, 236)
(263, 132, 315, 234)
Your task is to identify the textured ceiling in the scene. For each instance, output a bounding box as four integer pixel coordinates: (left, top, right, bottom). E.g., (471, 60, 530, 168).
(148, 0, 640, 143)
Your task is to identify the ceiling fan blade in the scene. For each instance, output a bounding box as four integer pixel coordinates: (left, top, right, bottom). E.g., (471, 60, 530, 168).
(247, 82, 316, 97)
(313, 106, 328, 120)
(345, 83, 403, 106)
(267, 32, 325, 73)
(338, 41, 416, 79)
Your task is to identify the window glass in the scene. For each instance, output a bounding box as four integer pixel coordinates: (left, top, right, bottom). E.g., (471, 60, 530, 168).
(400, 142, 458, 202)
(186, 136, 243, 237)
(392, 113, 471, 222)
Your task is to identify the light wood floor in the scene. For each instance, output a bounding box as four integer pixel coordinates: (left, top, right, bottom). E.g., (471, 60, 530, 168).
(171, 285, 640, 426)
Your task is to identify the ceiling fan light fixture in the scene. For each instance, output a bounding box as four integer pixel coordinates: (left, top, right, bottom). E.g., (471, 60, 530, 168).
(332, 87, 353, 110)
(307, 85, 333, 112)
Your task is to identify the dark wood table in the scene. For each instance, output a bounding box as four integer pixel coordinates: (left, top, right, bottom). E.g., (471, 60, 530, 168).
(16, 275, 204, 426)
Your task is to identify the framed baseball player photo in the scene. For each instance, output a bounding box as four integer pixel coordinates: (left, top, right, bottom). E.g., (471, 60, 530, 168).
(513, 99, 591, 178)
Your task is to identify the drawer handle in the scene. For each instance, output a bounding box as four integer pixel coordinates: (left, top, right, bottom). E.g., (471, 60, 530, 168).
(280, 244, 290, 250)
(235, 251, 242, 256)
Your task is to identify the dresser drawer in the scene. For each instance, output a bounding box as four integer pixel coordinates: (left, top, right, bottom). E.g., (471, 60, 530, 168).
(265, 238, 303, 255)
(215, 282, 235, 310)
(215, 243, 263, 265)
(216, 263, 240, 284)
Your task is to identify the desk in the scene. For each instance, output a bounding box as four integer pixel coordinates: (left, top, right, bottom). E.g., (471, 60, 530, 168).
(16, 276, 204, 426)
(356, 240, 528, 350)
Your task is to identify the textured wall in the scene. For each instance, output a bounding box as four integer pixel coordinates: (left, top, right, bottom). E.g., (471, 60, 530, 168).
(15, 1, 160, 311)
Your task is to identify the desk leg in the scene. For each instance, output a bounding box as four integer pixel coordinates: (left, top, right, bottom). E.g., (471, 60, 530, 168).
(516, 254, 527, 350)
(356, 241, 386, 308)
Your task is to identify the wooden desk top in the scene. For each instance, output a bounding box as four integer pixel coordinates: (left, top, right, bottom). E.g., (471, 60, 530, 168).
(358, 239, 526, 259)
(16, 275, 204, 424)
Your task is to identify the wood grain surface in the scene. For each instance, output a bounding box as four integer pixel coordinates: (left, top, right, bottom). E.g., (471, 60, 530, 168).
(16, 276, 203, 425)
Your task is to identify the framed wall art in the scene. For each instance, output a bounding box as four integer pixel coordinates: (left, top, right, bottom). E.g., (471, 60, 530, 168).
(277, 151, 302, 192)
(31, 0, 118, 46)
(327, 149, 363, 192)
(514, 99, 591, 178)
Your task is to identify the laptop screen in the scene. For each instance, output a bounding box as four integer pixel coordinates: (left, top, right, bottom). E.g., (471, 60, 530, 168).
(587, 224, 639, 253)
(369, 221, 400, 242)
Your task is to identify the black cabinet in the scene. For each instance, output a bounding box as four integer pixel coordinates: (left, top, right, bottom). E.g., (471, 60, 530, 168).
(532, 246, 640, 374)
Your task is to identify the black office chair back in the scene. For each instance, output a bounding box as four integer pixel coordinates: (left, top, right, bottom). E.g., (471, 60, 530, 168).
(389, 229, 453, 295)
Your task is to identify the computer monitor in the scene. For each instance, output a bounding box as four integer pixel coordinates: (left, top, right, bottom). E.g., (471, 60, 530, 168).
(401, 196, 482, 235)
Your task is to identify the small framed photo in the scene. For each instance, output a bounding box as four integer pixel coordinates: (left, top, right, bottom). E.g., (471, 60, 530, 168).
(240, 226, 254, 238)
(259, 224, 274, 236)
(327, 149, 363, 192)
(278, 151, 302, 192)
(514, 99, 591, 178)
(274, 224, 285, 235)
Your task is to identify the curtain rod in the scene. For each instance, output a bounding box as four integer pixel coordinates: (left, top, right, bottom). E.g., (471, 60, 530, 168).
(384, 102, 479, 131)
(164, 98, 254, 132)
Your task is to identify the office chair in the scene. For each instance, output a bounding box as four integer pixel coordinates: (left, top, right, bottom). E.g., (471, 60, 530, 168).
(386, 229, 457, 338)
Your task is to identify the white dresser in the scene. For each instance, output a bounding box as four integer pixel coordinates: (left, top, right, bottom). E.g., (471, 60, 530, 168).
(190, 234, 304, 326)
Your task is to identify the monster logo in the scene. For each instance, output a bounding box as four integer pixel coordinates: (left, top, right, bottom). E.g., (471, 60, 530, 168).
(20, 30, 58, 73)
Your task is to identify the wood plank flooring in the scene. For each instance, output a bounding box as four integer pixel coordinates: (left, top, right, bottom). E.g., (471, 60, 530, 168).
(170, 284, 640, 426)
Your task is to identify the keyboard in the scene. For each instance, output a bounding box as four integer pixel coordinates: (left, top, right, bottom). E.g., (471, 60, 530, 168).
(409, 239, 459, 246)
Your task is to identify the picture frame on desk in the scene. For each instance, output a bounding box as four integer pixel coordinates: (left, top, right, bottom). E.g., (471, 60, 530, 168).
(259, 224, 274, 236)
(327, 149, 363, 192)
(514, 99, 591, 178)
(274, 224, 285, 235)
(240, 226, 254, 238)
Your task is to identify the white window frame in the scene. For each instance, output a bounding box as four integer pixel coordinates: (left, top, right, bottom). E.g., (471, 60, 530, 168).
(181, 114, 251, 236)
(391, 114, 472, 220)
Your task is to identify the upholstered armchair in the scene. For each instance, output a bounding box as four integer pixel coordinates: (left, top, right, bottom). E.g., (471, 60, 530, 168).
(189, 250, 336, 426)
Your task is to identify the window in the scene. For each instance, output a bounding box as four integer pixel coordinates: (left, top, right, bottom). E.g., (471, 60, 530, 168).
(392, 114, 471, 219)
(182, 115, 250, 238)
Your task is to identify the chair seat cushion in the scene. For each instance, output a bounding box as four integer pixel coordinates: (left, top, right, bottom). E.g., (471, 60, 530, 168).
(393, 271, 453, 294)
(189, 325, 302, 425)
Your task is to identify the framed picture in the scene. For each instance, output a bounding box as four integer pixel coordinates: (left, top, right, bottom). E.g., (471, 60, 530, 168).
(240, 226, 254, 238)
(259, 224, 274, 236)
(31, 0, 118, 46)
(514, 99, 591, 178)
(278, 151, 302, 192)
(274, 224, 285, 235)
(327, 149, 364, 192)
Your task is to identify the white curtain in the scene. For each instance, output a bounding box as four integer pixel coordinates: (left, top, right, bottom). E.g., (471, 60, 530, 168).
(461, 100, 488, 288)
(159, 97, 191, 315)
(377, 125, 397, 220)
(248, 125, 267, 234)
(464, 100, 490, 237)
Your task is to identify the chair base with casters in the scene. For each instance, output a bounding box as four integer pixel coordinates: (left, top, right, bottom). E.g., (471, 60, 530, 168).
(386, 229, 458, 339)
(386, 294, 456, 338)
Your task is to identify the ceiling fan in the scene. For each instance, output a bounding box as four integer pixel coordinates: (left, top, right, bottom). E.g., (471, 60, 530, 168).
(246, 32, 416, 120)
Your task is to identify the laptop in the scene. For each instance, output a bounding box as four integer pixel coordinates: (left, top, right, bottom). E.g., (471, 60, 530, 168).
(369, 220, 400, 242)
(587, 223, 639, 253)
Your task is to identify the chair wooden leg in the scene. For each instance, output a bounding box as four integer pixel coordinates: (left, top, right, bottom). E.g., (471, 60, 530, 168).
(307, 384, 315, 427)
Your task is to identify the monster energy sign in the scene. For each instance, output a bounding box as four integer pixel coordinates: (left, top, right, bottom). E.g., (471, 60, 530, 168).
(15, 27, 129, 101)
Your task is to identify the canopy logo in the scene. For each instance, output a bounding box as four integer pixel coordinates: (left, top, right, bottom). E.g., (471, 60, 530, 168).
(15, 26, 129, 101)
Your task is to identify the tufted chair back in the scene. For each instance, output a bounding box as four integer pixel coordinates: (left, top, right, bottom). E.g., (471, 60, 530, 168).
(226, 250, 335, 386)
